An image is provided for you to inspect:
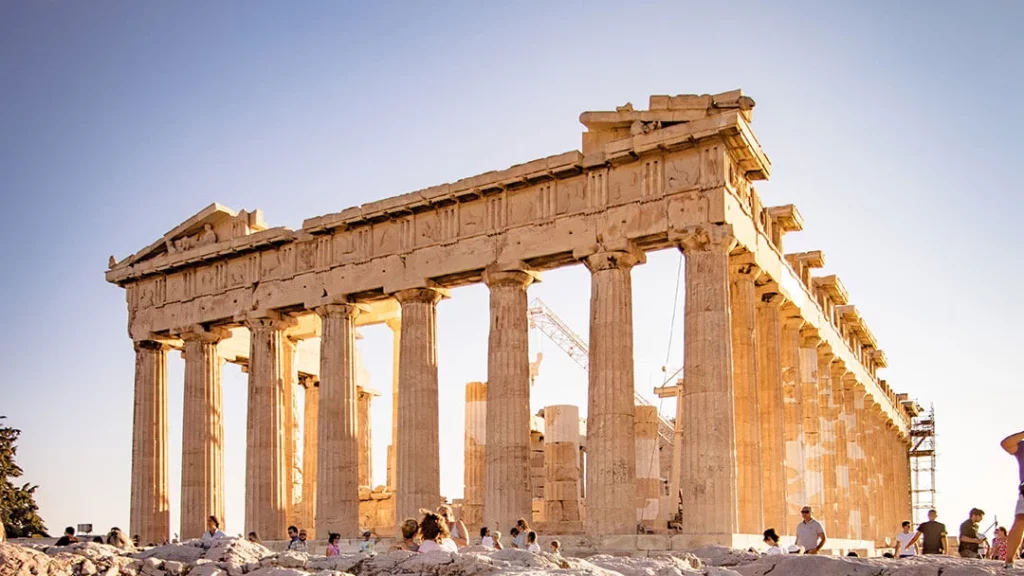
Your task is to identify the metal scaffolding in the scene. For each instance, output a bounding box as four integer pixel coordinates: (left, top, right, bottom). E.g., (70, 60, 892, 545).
(910, 404, 937, 525)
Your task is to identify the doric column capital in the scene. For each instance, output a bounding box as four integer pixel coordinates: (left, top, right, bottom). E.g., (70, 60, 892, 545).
(314, 302, 368, 320)
(675, 224, 736, 254)
(298, 375, 319, 389)
(237, 310, 297, 332)
(582, 250, 643, 272)
(729, 253, 762, 280)
(816, 343, 835, 364)
(134, 339, 170, 352)
(482, 265, 540, 289)
(830, 360, 850, 378)
(174, 324, 230, 344)
(393, 286, 449, 305)
(799, 326, 820, 348)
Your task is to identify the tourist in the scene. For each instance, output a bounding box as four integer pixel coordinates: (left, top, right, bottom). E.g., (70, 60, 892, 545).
(359, 530, 375, 554)
(326, 533, 341, 557)
(957, 508, 986, 559)
(91, 536, 104, 544)
(391, 518, 420, 552)
(492, 531, 504, 550)
(907, 509, 946, 555)
(55, 526, 78, 546)
(438, 505, 468, 548)
(846, 551, 859, 557)
(508, 527, 520, 549)
(202, 516, 226, 541)
(247, 532, 262, 545)
(894, 521, 917, 558)
(417, 510, 458, 553)
(107, 528, 135, 551)
(287, 525, 307, 552)
(762, 528, 784, 555)
(794, 506, 826, 554)
(550, 540, 561, 555)
(480, 527, 495, 549)
(1000, 430, 1024, 568)
(513, 519, 530, 549)
(989, 527, 1009, 561)
(526, 531, 540, 553)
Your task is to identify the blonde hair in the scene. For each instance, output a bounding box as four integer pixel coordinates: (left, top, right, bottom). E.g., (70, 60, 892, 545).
(400, 518, 419, 540)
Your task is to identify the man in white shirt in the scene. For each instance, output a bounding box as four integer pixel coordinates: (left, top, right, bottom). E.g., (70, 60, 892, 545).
(894, 521, 918, 557)
(794, 506, 827, 554)
(201, 516, 226, 541)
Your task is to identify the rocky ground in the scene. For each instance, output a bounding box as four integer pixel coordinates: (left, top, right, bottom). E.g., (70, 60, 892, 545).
(3, 539, 1024, 576)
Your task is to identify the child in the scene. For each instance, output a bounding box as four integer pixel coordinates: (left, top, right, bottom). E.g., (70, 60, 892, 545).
(492, 531, 504, 550)
(527, 531, 540, 553)
(509, 527, 520, 549)
(550, 540, 561, 555)
(359, 530, 375, 554)
(480, 526, 494, 549)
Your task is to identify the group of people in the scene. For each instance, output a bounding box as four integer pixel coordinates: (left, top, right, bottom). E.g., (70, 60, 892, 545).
(53, 525, 135, 550)
(760, 429, 1024, 568)
(390, 507, 557, 555)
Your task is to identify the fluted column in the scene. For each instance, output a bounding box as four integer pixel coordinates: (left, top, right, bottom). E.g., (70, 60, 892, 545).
(483, 268, 536, 533)
(798, 329, 824, 518)
(817, 348, 838, 536)
(861, 402, 881, 543)
(180, 327, 227, 540)
(463, 382, 487, 530)
(300, 377, 319, 535)
(130, 340, 170, 546)
(829, 364, 850, 539)
(394, 287, 446, 528)
(883, 423, 898, 532)
(679, 225, 738, 536)
(357, 387, 373, 487)
(635, 405, 661, 529)
(730, 259, 763, 534)
(841, 375, 864, 540)
(780, 313, 806, 535)
(386, 318, 400, 491)
(281, 336, 300, 526)
(315, 303, 362, 537)
(584, 250, 641, 536)
(244, 314, 293, 540)
(544, 405, 582, 528)
(755, 289, 787, 534)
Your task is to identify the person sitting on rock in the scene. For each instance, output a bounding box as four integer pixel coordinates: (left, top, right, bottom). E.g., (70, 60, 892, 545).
(247, 532, 262, 545)
(326, 533, 341, 556)
(513, 519, 531, 549)
(526, 531, 540, 553)
(287, 526, 307, 552)
(492, 531, 504, 550)
(762, 528, 784, 555)
(550, 540, 561, 555)
(92, 536, 104, 544)
(390, 518, 420, 552)
(55, 526, 78, 546)
(202, 516, 226, 541)
(359, 530, 375, 554)
(417, 510, 458, 553)
(438, 505, 468, 548)
(480, 527, 495, 549)
(106, 527, 135, 551)
(508, 527, 520, 549)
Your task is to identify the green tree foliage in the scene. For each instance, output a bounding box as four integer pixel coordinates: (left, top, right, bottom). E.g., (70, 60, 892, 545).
(1, 416, 48, 537)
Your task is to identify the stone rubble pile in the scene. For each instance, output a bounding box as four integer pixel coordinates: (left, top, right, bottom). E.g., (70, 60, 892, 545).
(5, 541, 1024, 576)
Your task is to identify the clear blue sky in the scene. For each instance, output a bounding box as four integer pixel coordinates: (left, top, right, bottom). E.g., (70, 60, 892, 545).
(2, 1, 1022, 539)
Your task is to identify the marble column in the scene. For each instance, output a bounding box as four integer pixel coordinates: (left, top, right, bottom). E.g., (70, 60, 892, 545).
(281, 337, 300, 526)
(386, 318, 400, 491)
(583, 250, 641, 536)
(755, 289, 787, 534)
(544, 405, 582, 528)
(730, 259, 763, 534)
(861, 402, 880, 543)
(394, 287, 446, 528)
(883, 423, 898, 531)
(315, 303, 362, 537)
(798, 329, 824, 518)
(829, 364, 850, 539)
(130, 340, 170, 546)
(679, 225, 738, 536)
(817, 348, 838, 536)
(463, 382, 487, 530)
(357, 387, 373, 488)
(841, 376, 864, 540)
(780, 313, 806, 535)
(482, 268, 536, 533)
(634, 405, 661, 529)
(244, 313, 293, 540)
(180, 327, 227, 540)
(300, 377, 319, 535)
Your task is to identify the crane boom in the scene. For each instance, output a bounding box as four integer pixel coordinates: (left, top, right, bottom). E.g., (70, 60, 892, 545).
(527, 297, 674, 445)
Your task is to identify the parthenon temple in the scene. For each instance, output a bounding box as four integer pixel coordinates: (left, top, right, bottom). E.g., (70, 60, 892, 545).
(106, 90, 916, 554)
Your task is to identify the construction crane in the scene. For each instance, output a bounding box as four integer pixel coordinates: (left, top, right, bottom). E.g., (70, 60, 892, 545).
(526, 297, 675, 445)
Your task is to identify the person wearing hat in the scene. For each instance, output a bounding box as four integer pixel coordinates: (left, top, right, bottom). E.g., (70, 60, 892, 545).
(359, 530, 376, 554)
(763, 528, 784, 555)
(794, 506, 826, 554)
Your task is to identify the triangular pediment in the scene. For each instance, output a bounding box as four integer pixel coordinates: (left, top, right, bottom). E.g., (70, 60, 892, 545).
(110, 203, 267, 269)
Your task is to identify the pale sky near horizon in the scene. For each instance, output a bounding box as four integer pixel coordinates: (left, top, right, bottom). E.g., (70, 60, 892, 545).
(2, 1, 1023, 540)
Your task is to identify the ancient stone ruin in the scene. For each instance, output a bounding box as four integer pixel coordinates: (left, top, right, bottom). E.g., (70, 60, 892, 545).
(104, 90, 916, 554)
